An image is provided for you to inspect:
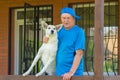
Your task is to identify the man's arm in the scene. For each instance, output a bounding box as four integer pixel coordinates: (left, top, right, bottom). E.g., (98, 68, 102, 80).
(69, 49, 83, 75)
(62, 49, 83, 80)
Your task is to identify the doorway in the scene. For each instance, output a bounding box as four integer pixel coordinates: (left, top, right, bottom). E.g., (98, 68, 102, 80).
(9, 4, 53, 75)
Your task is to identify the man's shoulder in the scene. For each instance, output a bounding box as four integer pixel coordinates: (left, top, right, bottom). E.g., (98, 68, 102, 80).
(74, 25, 85, 33)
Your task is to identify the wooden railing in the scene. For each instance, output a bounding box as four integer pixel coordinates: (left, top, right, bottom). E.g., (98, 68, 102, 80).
(0, 75, 120, 80)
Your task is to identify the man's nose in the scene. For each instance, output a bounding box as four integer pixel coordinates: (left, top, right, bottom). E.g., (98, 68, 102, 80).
(64, 19, 69, 22)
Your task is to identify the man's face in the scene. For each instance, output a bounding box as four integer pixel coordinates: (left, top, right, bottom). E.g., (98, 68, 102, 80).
(61, 13, 75, 29)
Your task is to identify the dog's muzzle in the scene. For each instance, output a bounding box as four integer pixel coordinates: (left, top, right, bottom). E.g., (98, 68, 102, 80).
(51, 30, 54, 34)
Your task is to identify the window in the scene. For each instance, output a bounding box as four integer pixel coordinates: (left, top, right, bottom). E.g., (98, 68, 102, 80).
(69, 1, 118, 76)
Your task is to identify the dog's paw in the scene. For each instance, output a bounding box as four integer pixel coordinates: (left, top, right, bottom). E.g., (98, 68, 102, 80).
(35, 73, 42, 77)
(22, 72, 29, 76)
(35, 74, 39, 77)
(22, 73, 27, 76)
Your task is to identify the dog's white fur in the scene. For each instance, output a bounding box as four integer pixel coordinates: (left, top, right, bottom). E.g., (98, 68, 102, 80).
(22, 21, 62, 76)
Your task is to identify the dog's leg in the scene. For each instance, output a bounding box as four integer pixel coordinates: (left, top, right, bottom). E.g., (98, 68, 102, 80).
(35, 58, 54, 76)
(22, 48, 42, 76)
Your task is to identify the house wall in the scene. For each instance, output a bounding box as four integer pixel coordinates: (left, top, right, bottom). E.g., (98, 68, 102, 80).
(0, 0, 119, 75)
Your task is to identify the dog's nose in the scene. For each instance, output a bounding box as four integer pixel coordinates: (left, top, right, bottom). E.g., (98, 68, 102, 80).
(51, 30, 54, 34)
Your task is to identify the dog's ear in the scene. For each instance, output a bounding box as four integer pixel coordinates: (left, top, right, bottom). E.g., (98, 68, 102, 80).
(56, 24, 63, 31)
(41, 21, 48, 30)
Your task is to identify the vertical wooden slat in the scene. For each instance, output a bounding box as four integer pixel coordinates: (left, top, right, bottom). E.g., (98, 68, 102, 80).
(94, 0, 104, 80)
(118, 0, 120, 75)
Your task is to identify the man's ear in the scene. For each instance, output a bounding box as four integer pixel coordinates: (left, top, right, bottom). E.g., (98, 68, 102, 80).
(56, 24, 63, 31)
(41, 21, 48, 30)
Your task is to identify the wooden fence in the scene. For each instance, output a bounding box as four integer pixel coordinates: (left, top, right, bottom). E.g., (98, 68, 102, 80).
(0, 75, 120, 80)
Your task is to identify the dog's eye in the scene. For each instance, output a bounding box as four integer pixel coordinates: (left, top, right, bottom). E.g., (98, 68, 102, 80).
(48, 27, 51, 29)
(53, 28, 56, 30)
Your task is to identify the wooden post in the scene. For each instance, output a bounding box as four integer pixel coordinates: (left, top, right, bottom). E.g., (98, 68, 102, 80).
(118, 0, 120, 75)
(94, 0, 104, 80)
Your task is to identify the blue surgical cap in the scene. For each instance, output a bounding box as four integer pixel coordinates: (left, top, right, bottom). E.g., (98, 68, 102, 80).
(61, 7, 80, 20)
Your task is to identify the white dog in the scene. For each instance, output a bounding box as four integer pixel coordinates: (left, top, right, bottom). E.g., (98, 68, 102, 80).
(23, 21, 62, 76)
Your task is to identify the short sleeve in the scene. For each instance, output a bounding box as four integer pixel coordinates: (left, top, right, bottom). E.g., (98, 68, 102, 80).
(75, 28, 85, 51)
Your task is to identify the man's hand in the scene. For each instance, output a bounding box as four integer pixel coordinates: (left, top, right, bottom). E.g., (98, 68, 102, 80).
(43, 36, 49, 43)
(62, 72, 73, 80)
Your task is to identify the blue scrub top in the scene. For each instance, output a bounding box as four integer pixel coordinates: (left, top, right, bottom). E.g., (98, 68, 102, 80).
(56, 25, 85, 76)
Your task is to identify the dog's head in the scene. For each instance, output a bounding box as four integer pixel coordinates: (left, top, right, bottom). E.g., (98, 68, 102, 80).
(41, 21, 62, 37)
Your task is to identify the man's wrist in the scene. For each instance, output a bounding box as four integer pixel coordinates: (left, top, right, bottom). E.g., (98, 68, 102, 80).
(69, 71, 74, 76)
